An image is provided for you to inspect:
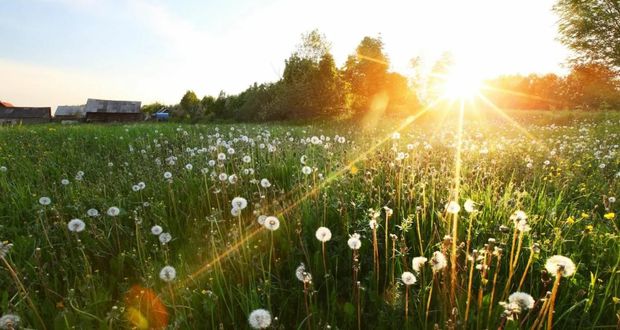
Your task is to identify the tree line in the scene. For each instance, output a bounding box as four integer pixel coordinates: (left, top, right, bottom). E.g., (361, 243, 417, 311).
(142, 22, 619, 121)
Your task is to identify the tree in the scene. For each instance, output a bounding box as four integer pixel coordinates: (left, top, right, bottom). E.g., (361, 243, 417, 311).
(344, 36, 389, 113)
(564, 62, 620, 109)
(179, 90, 207, 122)
(554, 0, 620, 69)
(141, 102, 166, 115)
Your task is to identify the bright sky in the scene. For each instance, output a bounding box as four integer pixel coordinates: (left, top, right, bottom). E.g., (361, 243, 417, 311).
(0, 0, 570, 111)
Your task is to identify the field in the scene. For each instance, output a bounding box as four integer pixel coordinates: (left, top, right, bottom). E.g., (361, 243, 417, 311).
(0, 110, 618, 329)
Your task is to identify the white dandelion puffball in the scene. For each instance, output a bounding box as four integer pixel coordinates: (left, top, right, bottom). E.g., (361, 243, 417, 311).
(87, 208, 100, 217)
(512, 210, 527, 221)
(609, 196, 616, 203)
(132, 185, 140, 192)
(412, 256, 428, 273)
(0, 314, 20, 329)
(0, 166, 7, 172)
(464, 199, 476, 213)
(264, 216, 280, 231)
(159, 232, 172, 244)
(61, 179, 70, 186)
(545, 255, 576, 277)
(257, 215, 267, 225)
(185, 163, 193, 171)
(228, 174, 238, 184)
(260, 178, 271, 188)
(401, 271, 417, 285)
(159, 265, 176, 282)
(219, 173, 228, 181)
(347, 233, 362, 250)
(369, 219, 378, 229)
(163, 171, 172, 179)
(242, 155, 252, 163)
(315, 227, 332, 242)
(137, 182, 146, 190)
(445, 201, 460, 214)
(39, 197, 52, 206)
(508, 292, 535, 310)
(67, 218, 86, 232)
(231, 197, 248, 210)
(231, 207, 241, 217)
(302, 166, 313, 175)
(431, 251, 448, 272)
(295, 263, 312, 283)
(151, 225, 163, 236)
(248, 309, 272, 329)
(107, 206, 120, 217)
(516, 219, 531, 232)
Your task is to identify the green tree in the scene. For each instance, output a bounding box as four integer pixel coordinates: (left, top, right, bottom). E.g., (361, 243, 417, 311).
(179, 90, 206, 122)
(344, 36, 389, 113)
(141, 102, 166, 115)
(554, 0, 620, 69)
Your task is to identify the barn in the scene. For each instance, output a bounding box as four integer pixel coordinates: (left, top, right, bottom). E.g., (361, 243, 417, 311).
(84, 98, 143, 122)
(55, 105, 86, 120)
(0, 101, 51, 124)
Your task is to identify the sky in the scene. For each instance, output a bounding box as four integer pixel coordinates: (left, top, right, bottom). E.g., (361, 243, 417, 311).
(0, 0, 571, 111)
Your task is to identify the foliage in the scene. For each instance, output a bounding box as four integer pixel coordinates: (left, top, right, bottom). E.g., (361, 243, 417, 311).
(554, 0, 620, 69)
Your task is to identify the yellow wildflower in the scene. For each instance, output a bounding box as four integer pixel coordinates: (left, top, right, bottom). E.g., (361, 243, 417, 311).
(603, 212, 615, 220)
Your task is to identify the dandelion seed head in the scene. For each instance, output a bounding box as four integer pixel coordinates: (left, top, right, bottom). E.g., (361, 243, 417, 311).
(545, 255, 576, 277)
(401, 271, 416, 285)
(264, 216, 280, 231)
(347, 233, 362, 250)
(0, 314, 20, 329)
(67, 218, 86, 232)
(295, 263, 312, 283)
(159, 266, 176, 282)
(151, 225, 163, 236)
(107, 206, 120, 217)
(446, 201, 460, 214)
(508, 292, 535, 310)
(315, 227, 332, 242)
(464, 199, 476, 213)
(248, 309, 272, 329)
(431, 251, 447, 272)
(412, 256, 428, 273)
(159, 232, 172, 244)
(87, 208, 99, 217)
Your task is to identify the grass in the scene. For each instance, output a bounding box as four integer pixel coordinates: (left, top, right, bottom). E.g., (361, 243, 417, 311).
(0, 109, 618, 329)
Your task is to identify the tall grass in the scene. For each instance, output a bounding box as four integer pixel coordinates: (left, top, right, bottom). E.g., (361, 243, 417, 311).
(0, 111, 618, 329)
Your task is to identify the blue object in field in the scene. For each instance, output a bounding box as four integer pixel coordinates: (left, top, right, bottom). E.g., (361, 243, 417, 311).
(154, 112, 169, 121)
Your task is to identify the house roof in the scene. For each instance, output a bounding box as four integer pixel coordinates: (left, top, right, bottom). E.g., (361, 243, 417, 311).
(0, 107, 51, 118)
(84, 98, 141, 113)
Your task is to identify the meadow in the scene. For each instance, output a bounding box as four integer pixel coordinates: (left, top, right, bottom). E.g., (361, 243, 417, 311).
(0, 110, 618, 329)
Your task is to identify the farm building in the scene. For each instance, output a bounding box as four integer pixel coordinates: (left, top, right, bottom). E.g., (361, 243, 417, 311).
(84, 98, 143, 122)
(55, 105, 86, 120)
(0, 101, 51, 124)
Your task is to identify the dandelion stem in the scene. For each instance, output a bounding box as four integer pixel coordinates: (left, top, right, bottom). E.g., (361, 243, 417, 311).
(546, 272, 562, 330)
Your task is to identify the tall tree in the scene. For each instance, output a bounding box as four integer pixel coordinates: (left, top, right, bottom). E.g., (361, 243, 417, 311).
(554, 0, 620, 69)
(344, 36, 389, 113)
(179, 90, 206, 122)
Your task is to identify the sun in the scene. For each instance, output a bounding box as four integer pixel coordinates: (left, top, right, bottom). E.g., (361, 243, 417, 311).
(441, 66, 484, 100)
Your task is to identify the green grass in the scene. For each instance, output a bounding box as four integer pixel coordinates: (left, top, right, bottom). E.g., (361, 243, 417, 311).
(0, 110, 618, 329)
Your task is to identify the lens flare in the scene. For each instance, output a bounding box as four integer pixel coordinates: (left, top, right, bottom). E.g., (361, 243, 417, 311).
(124, 285, 169, 329)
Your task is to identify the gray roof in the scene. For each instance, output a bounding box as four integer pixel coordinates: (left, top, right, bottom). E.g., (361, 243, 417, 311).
(84, 98, 141, 113)
(55, 105, 85, 117)
(0, 107, 51, 118)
